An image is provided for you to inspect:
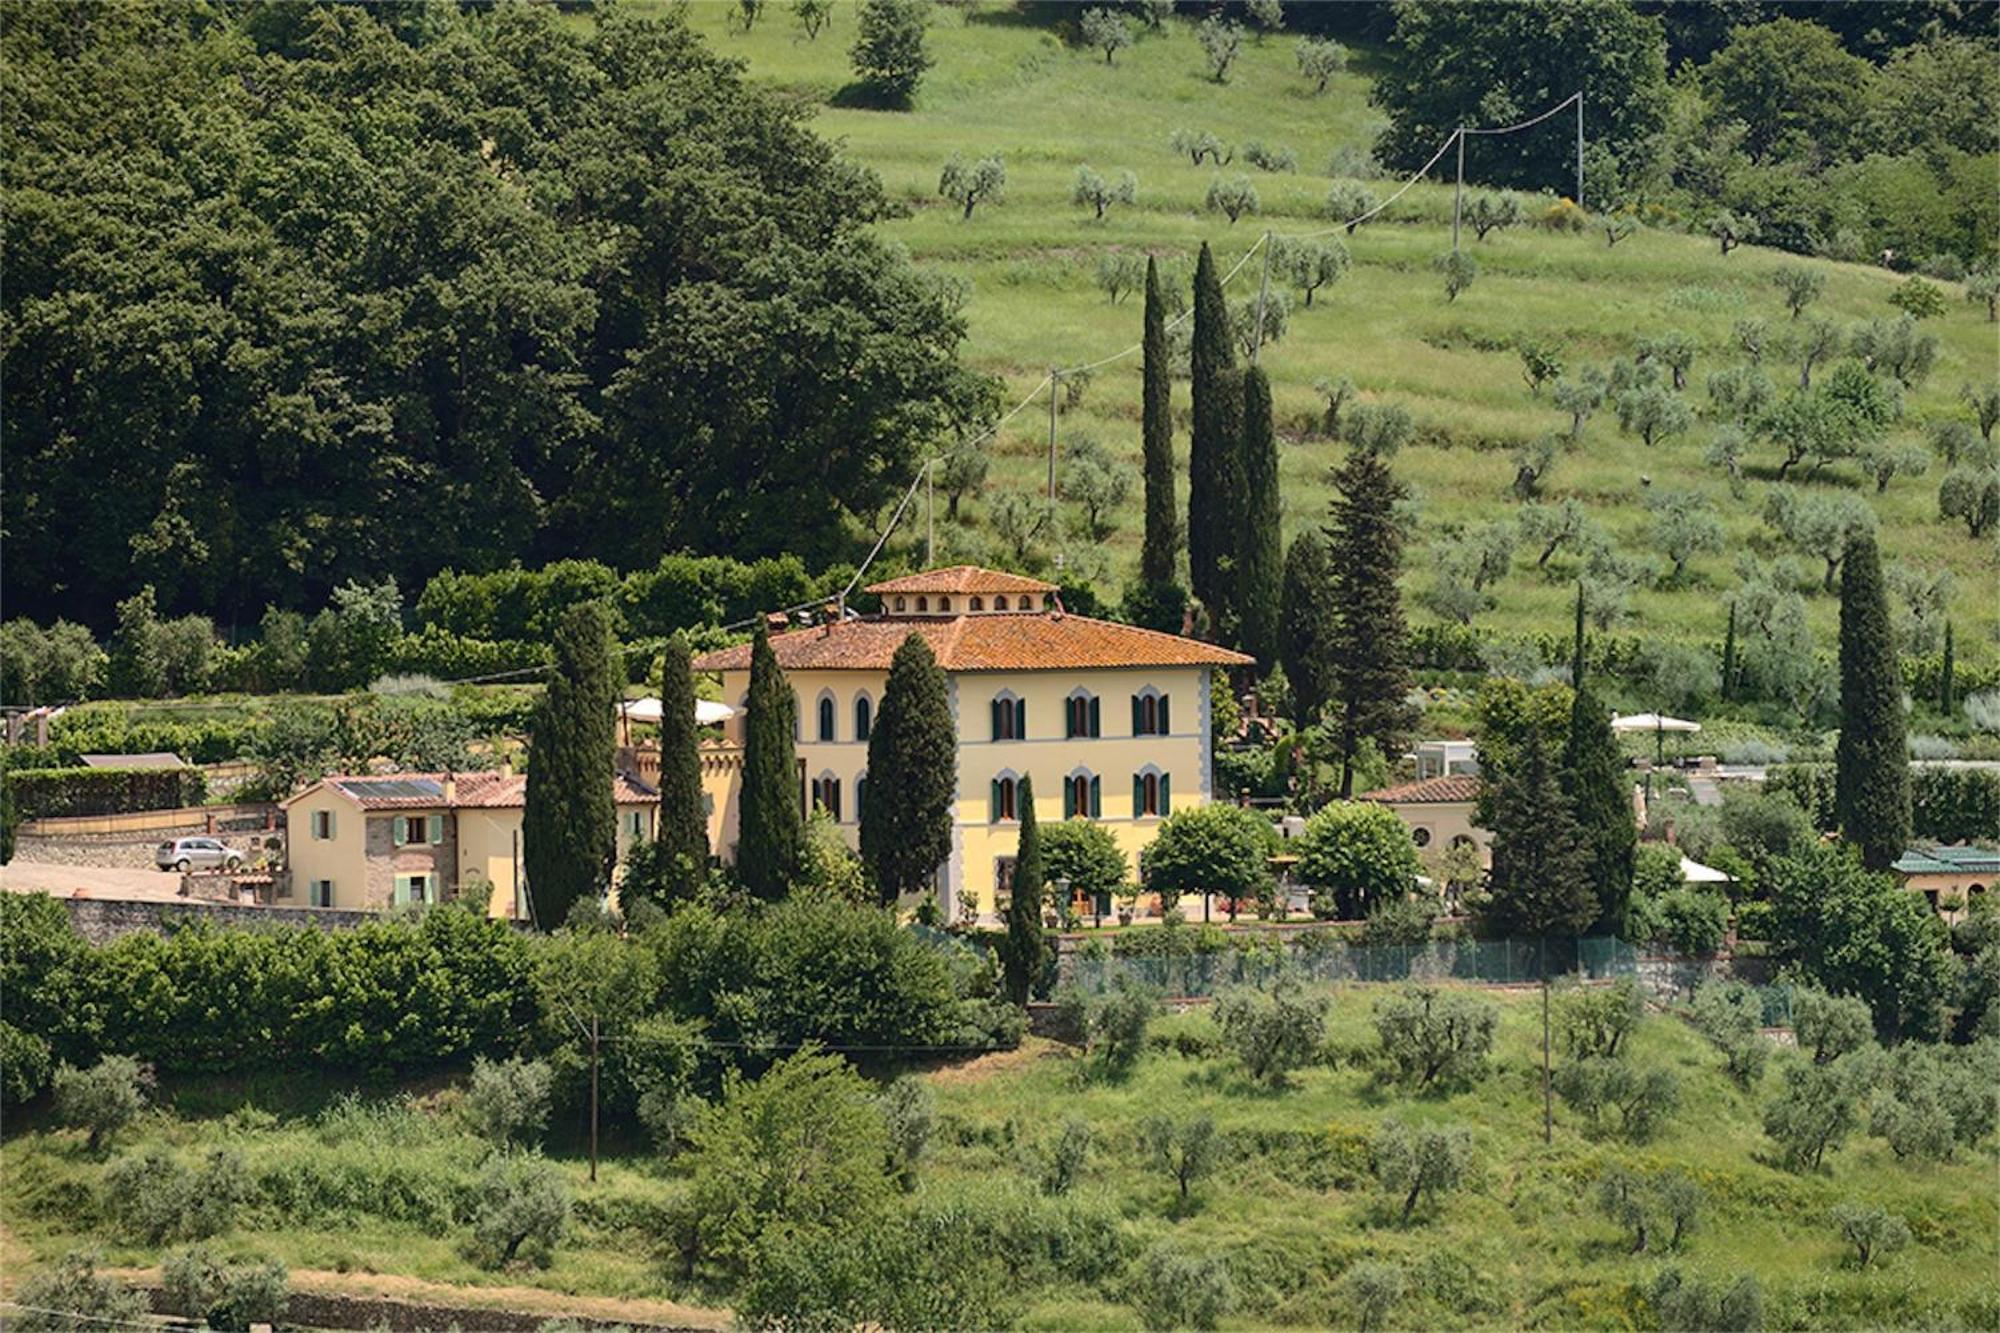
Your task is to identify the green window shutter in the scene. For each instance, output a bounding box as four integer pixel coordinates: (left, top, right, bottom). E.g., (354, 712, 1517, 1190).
(1160, 695, 1171, 734)
(393, 876, 408, 906)
(990, 779, 1002, 823)
(1090, 776, 1102, 818)
(1063, 780, 1076, 819)
(393, 819, 407, 847)
(1133, 773, 1145, 815)
(1160, 773, 1171, 813)
(1131, 695, 1143, 735)
(1015, 699, 1026, 738)
(1089, 697, 1100, 737)
(991, 697, 1003, 740)
(428, 814, 443, 845)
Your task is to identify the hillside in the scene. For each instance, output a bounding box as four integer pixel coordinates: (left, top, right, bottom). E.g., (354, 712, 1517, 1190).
(649, 2, 1998, 670)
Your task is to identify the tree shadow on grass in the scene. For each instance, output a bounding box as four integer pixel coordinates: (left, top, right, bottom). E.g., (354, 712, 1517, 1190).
(828, 81, 913, 110)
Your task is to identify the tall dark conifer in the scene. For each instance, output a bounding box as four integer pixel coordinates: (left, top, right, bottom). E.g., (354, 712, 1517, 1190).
(1236, 364, 1283, 666)
(1326, 443, 1415, 796)
(1187, 242, 1240, 630)
(1484, 727, 1595, 939)
(738, 621, 802, 900)
(1561, 588, 1636, 935)
(1720, 601, 1738, 702)
(1280, 530, 1339, 725)
(1139, 256, 1179, 586)
(654, 633, 709, 891)
(861, 633, 957, 905)
(524, 601, 618, 927)
(1002, 776, 1046, 1005)
(1939, 621, 1955, 714)
(1834, 532, 1909, 871)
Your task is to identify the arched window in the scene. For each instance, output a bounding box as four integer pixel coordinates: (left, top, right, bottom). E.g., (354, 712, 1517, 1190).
(894, 596, 907, 612)
(970, 596, 984, 611)
(939, 596, 952, 612)
(990, 690, 1026, 741)
(994, 595, 1009, 611)
(817, 693, 836, 742)
(916, 595, 929, 612)
(1065, 689, 1100, 739)
(1131, 687, 1170, 736)
(1132, 765, 1170, 817)
(855, 771, 867, 824)
(1022, 596, 1038, 611)
(854, 694, 873, 742)
(1064, 769, 1101, 820)
(811, 773, 842, 822)
(989, 771, 1021, 823)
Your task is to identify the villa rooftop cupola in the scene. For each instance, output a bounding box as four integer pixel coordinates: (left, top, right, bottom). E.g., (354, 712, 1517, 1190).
(864, 565, 1061, 616)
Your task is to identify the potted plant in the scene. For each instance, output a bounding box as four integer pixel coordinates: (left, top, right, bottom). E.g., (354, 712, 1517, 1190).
(1117, 885, 1137, 927)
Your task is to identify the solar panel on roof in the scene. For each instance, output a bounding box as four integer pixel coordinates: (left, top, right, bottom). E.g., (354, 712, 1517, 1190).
(340, 778, 444, 799)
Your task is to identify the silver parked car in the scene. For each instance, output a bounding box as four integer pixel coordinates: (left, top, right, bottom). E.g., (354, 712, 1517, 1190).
(155, 837, 243, 874)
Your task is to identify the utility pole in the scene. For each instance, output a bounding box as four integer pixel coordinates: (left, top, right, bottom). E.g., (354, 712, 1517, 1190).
(1574, 93, 1584, 209)
(588, 1013, 600, 1182)
(1251, 232, 1273, 364)
(925, 459, 934, 565)
(1452, 127, 1465, 252)
(1541, 944, 1553, 1145)
(1046, 369, 1061, 502)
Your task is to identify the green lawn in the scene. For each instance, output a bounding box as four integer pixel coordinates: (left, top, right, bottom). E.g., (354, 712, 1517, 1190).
(5, 986, 1994, 1329)
(633, 3, 1999, 667)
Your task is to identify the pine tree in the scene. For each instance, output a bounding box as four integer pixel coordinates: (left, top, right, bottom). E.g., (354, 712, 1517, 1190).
(1002, 776, 1047, 1005)
(738, 621, 803, 900)
(1834, 532, 1909, 872)
(1939, 621, 1955, 714)
(654, 633, 709, 894)
(1562, 590, 1636, 935)
(1235, 365, 1283, 665)
(1279, 530, 1339, 725)
(1720, 601, 1738, 702)
(1139, 255, 1180, 586)
(524, 601, 618, 927)
(1326, 444, 1414, 796)
(861, 633, 957, 905)
(1187, 242, 1241, 631)
(1484, 726, 1595, 939)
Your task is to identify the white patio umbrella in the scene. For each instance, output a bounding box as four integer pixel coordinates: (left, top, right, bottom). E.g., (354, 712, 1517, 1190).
(615, 696, 737, 741)
(1611, 712, 1701, 766)
(1679, 857, 1733, 885)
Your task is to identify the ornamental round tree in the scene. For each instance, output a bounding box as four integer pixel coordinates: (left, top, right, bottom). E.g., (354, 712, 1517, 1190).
(738, 621, 802, 902)
(1294, 800, 1421, 921)
(1140, 804, 1275, 915)
(1039, 820, 1129, 916)
(524, 600, 618, 928)
(860, 633, 956, 905)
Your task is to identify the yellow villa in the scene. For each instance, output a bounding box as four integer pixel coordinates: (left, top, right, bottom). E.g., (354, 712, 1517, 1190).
(690, 566, 1252, 921)
(281, 770, 658, 918)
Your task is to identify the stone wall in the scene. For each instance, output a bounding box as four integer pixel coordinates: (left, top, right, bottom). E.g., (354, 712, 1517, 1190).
(64, 895, 377, 945)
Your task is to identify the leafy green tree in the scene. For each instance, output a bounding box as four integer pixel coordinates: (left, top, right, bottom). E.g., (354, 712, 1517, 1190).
(739, 622, 802, 902)
(1236, 366, 1283, 666)
(109, 587, 166, 699)
(12, 1253, 150, 1333)
(1371, 1119, 1470, 1224)
(1040, 819, 1128, 913)
(1483, 727, 1594, 939)
(1372, 1, 1667, 196)
(1214, 977, 1328, 1087)
(1705, 18, 1871, 163)
(1278, 531, 1339, 729)
(1433, 249, 1478, 303)
(161, 1246, 288, 1331)
(524, 602, 617, 927)
(1205, 175, 1260, 224)
(1372, 987, 1497, 1091)
(1139, 256, 1179, 586)
(1834, 533, 1908, 872)
(52, 1056, 150, 1153)
(1140, 1113, 1221, 1206)
(1072, 165, 1136, 219)
(1078, 7, 1132, 63)
(1140, 804, 1274, 916)
(1196, 15, 1244, 82)
(861, 633, 955, 904)
(464, 1057, 554, 1148)
(1773, 266, 1825, 320)
(1889, 277, 1947, 321)
(1327, 441, 1415, 797)
(850, 0, 932, 105)
(1833, 1203, 1910, 1267)
(1295, 801, 1421, 920)
(938, 153, 1005, 219)
(1295, 35, 1347, 93)
(653, 634, 710, 903)
(1002, 776, 1046, 1006)
(737, 1205, 1012, 1332)
(1187, 243, 1241, 627)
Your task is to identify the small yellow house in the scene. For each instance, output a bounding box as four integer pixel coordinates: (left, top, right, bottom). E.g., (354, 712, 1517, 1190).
(1358, 774, 1492, 867)
(689, 566, 1252, 921)
(281, 770, 658, 918)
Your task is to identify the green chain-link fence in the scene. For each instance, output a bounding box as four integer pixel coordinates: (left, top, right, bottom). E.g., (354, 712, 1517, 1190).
(1057, 936, 1640, 998)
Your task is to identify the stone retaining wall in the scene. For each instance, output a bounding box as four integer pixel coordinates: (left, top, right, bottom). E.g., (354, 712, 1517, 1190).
(64, 896, 377, 945)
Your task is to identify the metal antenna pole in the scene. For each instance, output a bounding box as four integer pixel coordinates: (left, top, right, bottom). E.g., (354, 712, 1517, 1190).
(1251, 232, 1273, 364)
(1452, 127, 1465, 251)
(1046, 370, 1060, 502)
(1575, 93, 1584, 208)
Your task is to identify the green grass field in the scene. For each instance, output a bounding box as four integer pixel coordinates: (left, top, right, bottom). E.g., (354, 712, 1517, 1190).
(5, 986, 1995, 1329)
(638, 3, 1998, 667)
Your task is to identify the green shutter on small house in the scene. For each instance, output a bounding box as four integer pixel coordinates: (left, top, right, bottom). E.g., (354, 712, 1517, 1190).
(1089, 697, 1100, 737)
(1015, 699, 1026, 738)
(990, 779, 1002, 823)
(393, 875, 409, 906)
(1090, 776, 1101, 817)
(393, 819, 407, 847)
(1131, 695, 1143, 735)
(1159, 695, 1171, 734)
(428, 814, 444, 845)
(1133, 773, 1145, 815)
(991, 698, 1003, 740)
(1159, 773, 1171, 812)
(1063, 780, 1076, 819)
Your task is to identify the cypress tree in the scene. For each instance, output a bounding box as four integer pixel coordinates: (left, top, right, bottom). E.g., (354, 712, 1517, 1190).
(738, 621, 803, 900)
(1326, 443, 1415, 797)
(861, 633, 957, 906)
(1187, 242, 1240, 630)
(1720, 601, 1738, 702)
(1002, 776, 1047, 1006)
(1834, 532, 1909, 872)
(654, 633, 709, 893)
(524, 601, 618, 928)
(1562, 591, 1636, 936)
(1236, 364, 1283, 666)
(1139, 255, 1180, 586)
(1279, 529, 1339, 725)
(1939, 621, 1955, 714)
(1484, 727, 1596, 939)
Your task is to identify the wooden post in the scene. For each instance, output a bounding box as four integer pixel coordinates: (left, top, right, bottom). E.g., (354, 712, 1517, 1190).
(1541, 952, 1553, 1145)
(1046, 370, 1060, 502)
(1452, 128, 1465, 252)
(589, 1013, 600, 1183)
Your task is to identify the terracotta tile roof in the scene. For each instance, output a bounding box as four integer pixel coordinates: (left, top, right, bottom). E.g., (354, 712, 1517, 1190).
(299, 771, 656, 810)
(690, 612, 1252, 674)
(864, 565, 1058, 596)
(1359, 775, 1482, 805)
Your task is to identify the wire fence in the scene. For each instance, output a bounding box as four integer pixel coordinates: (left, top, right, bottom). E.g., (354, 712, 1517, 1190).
(1056, 936, 1640, 998)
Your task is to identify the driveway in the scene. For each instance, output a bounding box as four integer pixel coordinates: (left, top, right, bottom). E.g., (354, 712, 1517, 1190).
(0, 861, 190, 903)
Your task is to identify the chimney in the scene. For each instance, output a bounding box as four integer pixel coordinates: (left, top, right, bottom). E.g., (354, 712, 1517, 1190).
(443, 772, 457, 806)
(765, 612, 788, 633)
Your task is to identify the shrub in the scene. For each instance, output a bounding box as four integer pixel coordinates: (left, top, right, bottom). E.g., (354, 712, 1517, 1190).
(738, 1200, 1013, 1333)
(471, 1152, 570, 1268)
(1081, 977, 1155, 1074)
(161, 1246, 288, 1332)
(104, 1148, 248, 1244)
(10, 1253, 149, 1333)
(1595, 1165, 1700, 1253)
(1552, 978, 1642, 1059)
(1343, 1259, 1406, 1332)
(1139, 1114, 1221, 1208)
(1213, 977, 1328, 1086)
(1038, 1118, 1094, 1197)
(1649, 1268, 1763, 1332)
(1790, 987, 1873, 1064)
(1764, 1057, 1863, 1172)
(1358, 894, 1435, 947)
(1832, 1202, 1910, 1267)
(52, 1056, 150, 1152)
(1656, 887, 1728, 956)
(1691, 981, 1769, 1088)
(1371, 986, 1497, 1091)
(876, 1078, 935, 1191)
(463, 1057, 553, 1147)
(1371, 1120, 1470, 1224)
(1910, 766, 2000, 842)
(1555, 1057, 1679, 1142)
(1130, 1243, 1233, 1331)
(7, 766, 206, 819)
(0, 1019, 53, 1105)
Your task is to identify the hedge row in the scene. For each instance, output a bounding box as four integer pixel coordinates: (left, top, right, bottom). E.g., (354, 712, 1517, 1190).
(1768, 762, 2000, 844)
(5, 766, 207, 820)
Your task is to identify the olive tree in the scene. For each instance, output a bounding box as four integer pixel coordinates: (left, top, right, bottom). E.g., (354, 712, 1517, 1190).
(1645, 489, 1723, 583)
(1325, 181, 1376, 233)
(1273, 236, 1349, 307)
(1213, 977, 1329, 1087)
(1464, 192, 1524, 242)
(1072, 165, 1136, 220)
(1939, 466, 2000, 537)
(1773, 266, 1825, 320)
(938, 153, 1005, 220)
(1197, 15, 1244, 82)
(1710, 210, 1758, 255)
(1295, 36, 1347, 93)
(1520, 499, 1593, 568)
(1371, 1120, 1470, 1224)
(1764, 1057, 1863, 1172)
(1078, 7, 1132, 64)
(1140, 1113, 1221, 1208)
(1372, 987, 1497, 1091)
(471, 1152, 571, 1268)
(1434, 250, 1477, 303)
(1554, 368, 1608, 440)
(464, 1057, 554, 1147)
(1833, 1203, 1910, 1267)
(52, 1056, 151, 1153)
(1205, 175, 1259, 224)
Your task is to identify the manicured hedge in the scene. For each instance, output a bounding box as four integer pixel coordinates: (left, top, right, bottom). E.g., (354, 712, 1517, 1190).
(1911, 766, 2000, 844)
(5, 766, 207, 819)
